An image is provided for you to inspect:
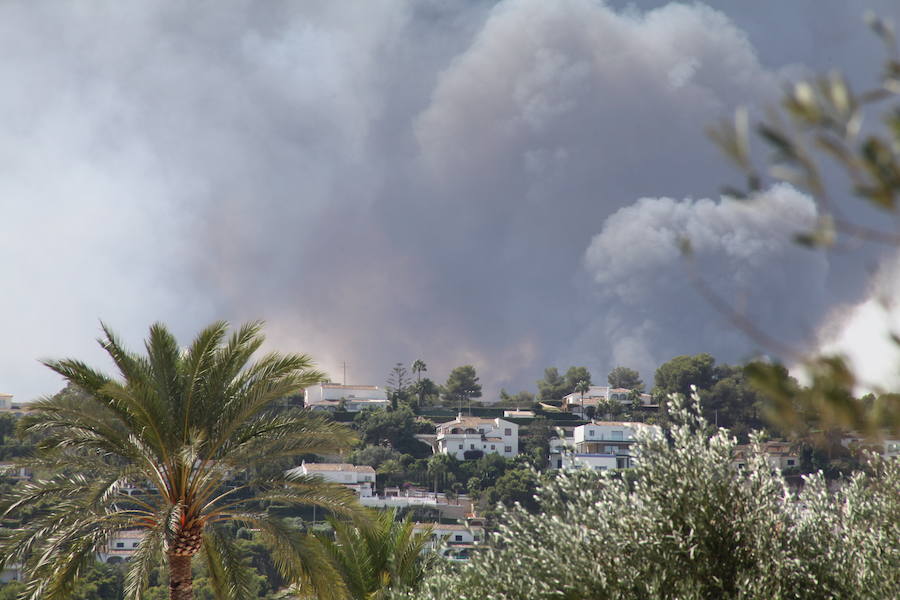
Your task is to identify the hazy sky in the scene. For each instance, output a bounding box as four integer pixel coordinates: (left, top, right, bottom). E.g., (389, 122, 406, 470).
(2, 0, 899, 401)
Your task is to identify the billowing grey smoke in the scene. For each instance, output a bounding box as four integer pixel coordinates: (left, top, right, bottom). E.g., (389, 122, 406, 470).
(0, 0, 897, 400)
(579, 184, 829, 378)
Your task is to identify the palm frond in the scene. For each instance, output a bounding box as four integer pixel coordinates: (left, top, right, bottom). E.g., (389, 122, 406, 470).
(201, 526, 254, 600)
(235, 512, 349, 600)
(222, 411, 358, 464)
(124, 523, 165, 600)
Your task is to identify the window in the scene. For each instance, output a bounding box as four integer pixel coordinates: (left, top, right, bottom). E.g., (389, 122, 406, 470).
(504, 428, 512, 436)
(490, 445, 495, 450)
(786, 459, 795, 466)
(115, 542, 124, 548)
(611, 430, 623, 440)
(458, 444, 463, 450)
(504, 446, 512, 453)
(605, 446, 616, 454)
(470, 444, 475, 450)
(455, 535, 463, 542)
(132, 542, 139, 548)
(589, 429, 595, 437)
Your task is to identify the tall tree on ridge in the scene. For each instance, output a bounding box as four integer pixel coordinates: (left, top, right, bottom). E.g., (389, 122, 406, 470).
(443, 366, 481, 414)
(411, 360, 427, 408)
(608, 366, 644, 392)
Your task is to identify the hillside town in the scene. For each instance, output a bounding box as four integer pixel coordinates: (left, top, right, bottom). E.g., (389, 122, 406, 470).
(2, 351, 898, 595)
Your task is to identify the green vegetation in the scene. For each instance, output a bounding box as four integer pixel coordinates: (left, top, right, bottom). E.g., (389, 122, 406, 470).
(411, 395, 900, 600)
(0, 322, 360, 600)
(0, 345, 895, 600)
(297, 510, 436, 600)
(654, 354, 766, 440)
(441, 366, 482, 413)
(607, 366, 644, 391)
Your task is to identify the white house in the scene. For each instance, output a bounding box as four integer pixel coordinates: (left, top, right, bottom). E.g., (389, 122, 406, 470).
(434, 415, 518, 460)
(98, 529, 146, 563)
(561, 386, 655, 416)
(304, 383, 389, 412)
(550, 421, 661, 470)
(733, 441, 799, 471)
(842, 433, 900, 460)
(0, 393, 25, 415)
(413, 522, 484, 549)
(292, 462, 376, 498)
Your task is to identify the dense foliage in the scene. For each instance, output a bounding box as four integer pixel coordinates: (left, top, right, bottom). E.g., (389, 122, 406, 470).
(296, 510, 437, 600)
(410, 395, 900, 600)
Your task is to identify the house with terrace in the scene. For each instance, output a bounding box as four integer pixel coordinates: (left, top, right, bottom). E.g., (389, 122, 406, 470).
(434, 415, 519, 460)
(550, 421, 661, 470)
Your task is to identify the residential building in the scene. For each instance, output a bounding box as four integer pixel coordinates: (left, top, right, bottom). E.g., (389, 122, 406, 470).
(842, 433, 900, 460)
(549, 421, 661, 470)
(292, 462, 376, 498)
(413, 522, 484, 549)
(561, 386, 655, 416)
(0, 463, 33, 482)
(434, 415, 519, 460)
(0, 393, 25, 415)
(98, 529, 145, 563)
(502, 409, 535, 419)
(732, 441, 799, 471)
(304, 383, 389, 412)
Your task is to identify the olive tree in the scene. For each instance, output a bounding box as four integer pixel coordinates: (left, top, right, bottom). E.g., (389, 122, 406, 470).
(409, 393, 900, 600)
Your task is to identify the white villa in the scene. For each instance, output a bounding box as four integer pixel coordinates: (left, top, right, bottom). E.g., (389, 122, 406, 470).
(550, 421, 661, 470)
(304, 383, 389, 412)
(561, 386, 655, 416)
(434, 415, 519, 460)
(98, 529, 146, 564)
(733, 441, 799, 471)
(292, 462, 376, 498)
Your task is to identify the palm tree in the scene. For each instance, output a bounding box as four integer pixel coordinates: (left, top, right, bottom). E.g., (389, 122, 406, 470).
(411, 360, 427, 408)
(0, 321, 361, 600)
(575, 379, 590, 419)
(298, 509, 437, 600)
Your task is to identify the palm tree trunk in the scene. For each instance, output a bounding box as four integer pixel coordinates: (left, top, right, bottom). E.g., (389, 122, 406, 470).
(169, 554, 193, 600)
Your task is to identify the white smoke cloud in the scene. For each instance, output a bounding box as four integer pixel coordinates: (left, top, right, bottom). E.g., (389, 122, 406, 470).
(816, 254, 900, 392)
(579, 184, 829, 379)
(0, 0, 895, 401)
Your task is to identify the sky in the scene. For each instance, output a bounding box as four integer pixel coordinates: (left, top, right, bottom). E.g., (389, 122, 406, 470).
(2, 0, 900, 402)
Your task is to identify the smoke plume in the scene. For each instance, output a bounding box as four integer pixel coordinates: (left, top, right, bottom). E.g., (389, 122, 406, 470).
(1, 0, 898, 400)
